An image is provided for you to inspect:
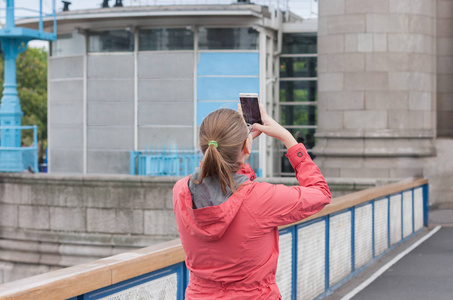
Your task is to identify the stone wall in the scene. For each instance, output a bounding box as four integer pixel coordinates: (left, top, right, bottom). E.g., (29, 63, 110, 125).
(0, 172, 379, 283)
(315, 0, 437, 179)
(437, 0, 453, 137)
(0, 173, 177, 283)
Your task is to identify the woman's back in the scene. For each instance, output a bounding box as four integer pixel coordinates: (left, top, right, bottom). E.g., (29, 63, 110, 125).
(173, 144, 330, 299)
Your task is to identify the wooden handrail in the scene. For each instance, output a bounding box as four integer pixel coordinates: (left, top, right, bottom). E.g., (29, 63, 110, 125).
(0, 178, 428, 300)
(280, 177, 428, 229)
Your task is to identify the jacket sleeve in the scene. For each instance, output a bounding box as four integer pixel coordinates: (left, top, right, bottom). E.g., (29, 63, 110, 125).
(244, 143, 331, 231)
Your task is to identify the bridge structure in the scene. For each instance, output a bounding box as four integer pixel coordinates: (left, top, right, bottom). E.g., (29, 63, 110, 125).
(0, 0, 56, 173)
(0, 178, 440, 300)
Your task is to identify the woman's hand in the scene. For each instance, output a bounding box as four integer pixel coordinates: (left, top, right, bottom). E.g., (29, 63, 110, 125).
(238, 103, 297, 149)
(237, 104, 262, 140)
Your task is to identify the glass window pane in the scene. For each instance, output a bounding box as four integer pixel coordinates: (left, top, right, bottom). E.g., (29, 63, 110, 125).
(139, 28, 193, 51)
(280, 105, 317, 126)
(51, 32, 84, 56)
(88, 30, 134, 52)
(280, 57, 317, 78)
(198, 27, 258, 50)
(282, 33, 317, 54)
(281, 128, 316, 173)
(280, 81, 317, 102)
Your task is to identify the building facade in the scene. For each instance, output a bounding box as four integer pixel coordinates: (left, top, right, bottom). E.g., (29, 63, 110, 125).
(21, 1, 453, 207)
(30, 4, 316, 177)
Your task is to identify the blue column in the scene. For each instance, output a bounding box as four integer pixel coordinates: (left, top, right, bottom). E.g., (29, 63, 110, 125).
(0, 0, 28, 147)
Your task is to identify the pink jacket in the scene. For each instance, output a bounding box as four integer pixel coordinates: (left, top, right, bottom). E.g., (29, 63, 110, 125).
(172, 144, 331, 299)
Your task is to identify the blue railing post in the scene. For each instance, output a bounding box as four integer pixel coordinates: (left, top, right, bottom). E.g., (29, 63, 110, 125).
(33, 125, 38, 172)
(423, 184, 429, 227)
(350, 207, 355, 272)
(324, 216, 330, 292)
(130, 151, 137, 175)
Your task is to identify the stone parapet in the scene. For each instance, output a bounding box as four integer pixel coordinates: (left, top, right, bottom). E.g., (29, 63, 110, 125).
(0, 172, 377, 284)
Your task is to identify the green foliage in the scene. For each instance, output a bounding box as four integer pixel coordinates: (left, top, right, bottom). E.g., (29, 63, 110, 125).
(0, 47, 48, 145)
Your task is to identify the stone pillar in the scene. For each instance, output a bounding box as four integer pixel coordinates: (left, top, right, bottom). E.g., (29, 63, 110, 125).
(437, 0, 453, 137)
(314, 0, 437, 179)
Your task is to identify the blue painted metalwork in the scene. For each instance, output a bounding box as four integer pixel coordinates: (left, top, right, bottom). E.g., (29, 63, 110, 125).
(324, 216, 330, 292)
(387, 196, 391, 248)
(78, 263, 186, 300)
(0, 1, 56, 171)
(400, 192, 404, 240)
(0, 125, 38, 172)
(184, 266, 190, 292)
(279, 226, 298, 300)
(411, 190, 415, 234)
(291, 226, 297, 300)
(423, 183, 429, 227)
(371, 200, 375, 258)
(130, 147, 261, 177)
(350, 207, 355, 272)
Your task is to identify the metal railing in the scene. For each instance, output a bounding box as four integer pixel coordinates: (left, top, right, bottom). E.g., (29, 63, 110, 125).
(0, 178, 428, 300)
(130, 147, 261, 177)
(0, 0, 57, 38)
(0, 125, 39, 173)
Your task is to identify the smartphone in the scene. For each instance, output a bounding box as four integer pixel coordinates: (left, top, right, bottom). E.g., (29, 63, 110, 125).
(239, 93, 263, 125)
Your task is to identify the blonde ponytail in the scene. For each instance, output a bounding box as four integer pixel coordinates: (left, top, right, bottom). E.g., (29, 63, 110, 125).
(195, 109, 248, 195)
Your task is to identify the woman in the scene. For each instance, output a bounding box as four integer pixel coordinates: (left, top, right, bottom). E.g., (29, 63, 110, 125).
(172, 105, 331, 299)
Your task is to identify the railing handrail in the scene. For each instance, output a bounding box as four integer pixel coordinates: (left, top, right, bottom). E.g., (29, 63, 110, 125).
(0, 125, 37, 129)
(280, 177, 429, 229)
(0, 177, 428, 300)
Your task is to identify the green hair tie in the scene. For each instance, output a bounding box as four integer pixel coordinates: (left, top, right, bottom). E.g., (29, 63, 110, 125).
(208, 141, 218, 148)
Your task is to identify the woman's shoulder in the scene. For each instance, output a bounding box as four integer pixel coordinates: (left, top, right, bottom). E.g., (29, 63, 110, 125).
(238, 180, 275, 202)
(173, 176, 190, 191)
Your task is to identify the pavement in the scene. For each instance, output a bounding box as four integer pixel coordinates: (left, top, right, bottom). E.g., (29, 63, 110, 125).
(326, 209, 453, 300)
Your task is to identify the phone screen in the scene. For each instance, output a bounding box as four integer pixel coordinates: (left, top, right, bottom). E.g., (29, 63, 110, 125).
(240, 96, 263, 125)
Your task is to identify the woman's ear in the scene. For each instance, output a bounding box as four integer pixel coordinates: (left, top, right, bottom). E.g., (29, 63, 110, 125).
(243, 138, 251, 155)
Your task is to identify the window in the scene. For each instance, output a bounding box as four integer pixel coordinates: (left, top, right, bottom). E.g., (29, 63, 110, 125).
(139, 28, 194, 51)
(280, 57, 317, 78)
(279, 33, 317, 175)
(88, 30, 134, 53)
(198, 28, 258, 50)
(282, 33, 317, 54)
(51, 32, 84, 56)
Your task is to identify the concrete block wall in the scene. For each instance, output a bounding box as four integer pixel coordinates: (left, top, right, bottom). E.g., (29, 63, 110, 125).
(315, 0, 437, 179)
(137, 52, 194, 149)
(48, 56, 84, 173)
(87, 54, 135, 174)
(437, 0, 453, 137)
(0, 173, 178, 283)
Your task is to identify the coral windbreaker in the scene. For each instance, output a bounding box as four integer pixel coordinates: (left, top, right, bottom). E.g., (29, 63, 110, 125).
(172, 143, 331, 299)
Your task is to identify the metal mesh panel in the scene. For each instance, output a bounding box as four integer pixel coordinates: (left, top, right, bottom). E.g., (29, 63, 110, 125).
(276, 232, 293, 300)
(297, 221, 326, 300)
(403, 190, 413, 238)
(98, 273, 178, 300)
(414, 187, 424, 231)
(329, 212, 352, 287)
(390, 194, 402, 245)
(374, 198, 389, 256)
(354, 204, 373, 270)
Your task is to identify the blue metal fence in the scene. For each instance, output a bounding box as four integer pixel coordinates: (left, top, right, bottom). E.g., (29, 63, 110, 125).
(130, 147, 261, 177)
(0, 125, 39, 173)
(66, 181, 428, 300)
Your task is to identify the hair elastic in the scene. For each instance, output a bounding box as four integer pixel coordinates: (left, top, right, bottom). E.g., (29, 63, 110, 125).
(208, 141, 218, 148)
